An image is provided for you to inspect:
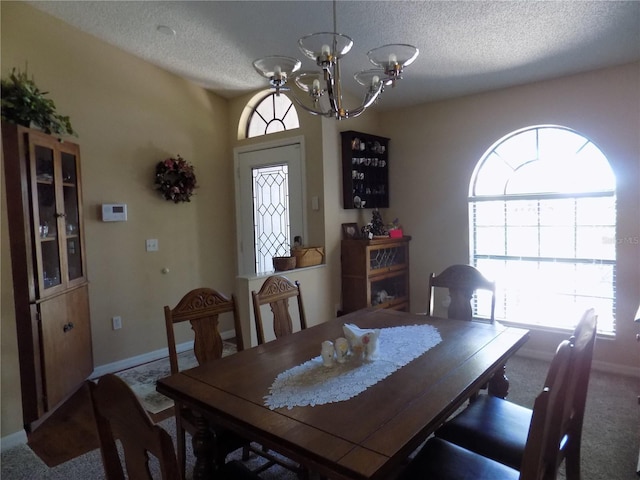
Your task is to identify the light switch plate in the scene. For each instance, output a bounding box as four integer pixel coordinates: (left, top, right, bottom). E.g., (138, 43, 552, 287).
(146, 239, 158, 252)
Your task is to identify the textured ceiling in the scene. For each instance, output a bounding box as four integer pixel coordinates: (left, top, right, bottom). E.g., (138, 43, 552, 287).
(27, 1, 640, 110)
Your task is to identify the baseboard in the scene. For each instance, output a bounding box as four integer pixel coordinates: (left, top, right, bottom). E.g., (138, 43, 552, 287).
(0, 429, 28, 452)
(515, 348, 640, 378)
(89, 328, 235, 380)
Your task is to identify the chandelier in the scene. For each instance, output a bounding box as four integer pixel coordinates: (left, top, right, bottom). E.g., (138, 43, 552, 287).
(252, 2, 419, 120)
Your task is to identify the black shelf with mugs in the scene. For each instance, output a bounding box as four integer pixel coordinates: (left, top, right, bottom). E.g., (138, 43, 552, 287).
(341, 130, 389, 209)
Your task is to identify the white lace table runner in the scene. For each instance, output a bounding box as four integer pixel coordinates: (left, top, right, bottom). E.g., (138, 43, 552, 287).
(264, 324, 442, 410)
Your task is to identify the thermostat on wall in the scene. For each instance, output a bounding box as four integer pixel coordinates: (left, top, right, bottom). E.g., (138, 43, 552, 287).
(102, 204, 128, 222)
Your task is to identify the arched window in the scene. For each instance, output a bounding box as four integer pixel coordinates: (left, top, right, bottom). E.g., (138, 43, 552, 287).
(469, 125, 616, 334)
(246, 93, 299, 138)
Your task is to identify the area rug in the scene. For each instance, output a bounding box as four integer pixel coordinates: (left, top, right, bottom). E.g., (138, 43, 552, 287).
(116, 341, 237, 414)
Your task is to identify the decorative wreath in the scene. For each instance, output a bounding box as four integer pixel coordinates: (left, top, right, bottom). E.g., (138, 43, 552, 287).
(154, 155, 197, 203)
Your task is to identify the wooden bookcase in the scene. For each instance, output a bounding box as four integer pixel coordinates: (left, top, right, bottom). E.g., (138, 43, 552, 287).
(341, 130, 390, 209)
(341, 236, 411, 314)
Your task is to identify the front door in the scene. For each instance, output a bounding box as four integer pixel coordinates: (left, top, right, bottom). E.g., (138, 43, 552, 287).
(235, 141, 305, 275)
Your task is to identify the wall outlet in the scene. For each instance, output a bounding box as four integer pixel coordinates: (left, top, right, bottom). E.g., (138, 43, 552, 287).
(112, 316, 122, 330)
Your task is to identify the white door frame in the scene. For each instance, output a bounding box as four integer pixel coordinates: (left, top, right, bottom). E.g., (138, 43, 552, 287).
(233, 135, 307, 276)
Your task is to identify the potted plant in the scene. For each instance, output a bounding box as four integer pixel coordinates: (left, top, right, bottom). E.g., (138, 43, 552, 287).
(1, 67, 76, 136)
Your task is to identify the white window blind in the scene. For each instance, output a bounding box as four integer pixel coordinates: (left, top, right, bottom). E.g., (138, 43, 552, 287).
(469, 126, 617, 334)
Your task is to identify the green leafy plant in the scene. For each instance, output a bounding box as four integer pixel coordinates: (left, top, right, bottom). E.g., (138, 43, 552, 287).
(1, 67, 76, 136)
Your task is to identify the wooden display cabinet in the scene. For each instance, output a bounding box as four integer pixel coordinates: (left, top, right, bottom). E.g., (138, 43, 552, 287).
(341, 130, 389, 209)
(2, 122, 93, 430)
(341, 236, 411, 314)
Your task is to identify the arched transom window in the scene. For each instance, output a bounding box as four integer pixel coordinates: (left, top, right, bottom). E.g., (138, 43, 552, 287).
(247, 93, 300, 139)
(469, 125, 617, 334)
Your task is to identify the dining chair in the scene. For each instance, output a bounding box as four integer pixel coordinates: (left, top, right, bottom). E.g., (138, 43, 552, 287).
(90, 374, 261, 480)
(434, 308, 597, 480)
(164, 287, 247, 476)
(426, 264, 498, 396)
(165, 287, 297, 476)
(398, 338, 575, 480)
(252, 274, 307, 345)
(426, 264, 496, 322)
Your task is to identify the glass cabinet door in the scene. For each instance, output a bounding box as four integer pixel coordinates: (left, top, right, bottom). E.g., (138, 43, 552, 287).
(31, 134, 85, 297)
(61, 150, 84, 282)
(368, 244, 407, 272)
(35, 143, 62, 292)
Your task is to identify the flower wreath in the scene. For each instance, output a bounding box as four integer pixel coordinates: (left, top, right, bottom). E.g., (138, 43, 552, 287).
(154, 155, 197, 203)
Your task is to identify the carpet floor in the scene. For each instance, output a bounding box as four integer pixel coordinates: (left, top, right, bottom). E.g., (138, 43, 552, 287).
(2, 354, 639, 479)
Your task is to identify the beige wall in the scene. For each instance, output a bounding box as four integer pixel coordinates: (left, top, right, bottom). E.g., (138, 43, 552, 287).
(381, 63, 640, 371)
(1, 2, 237, 438)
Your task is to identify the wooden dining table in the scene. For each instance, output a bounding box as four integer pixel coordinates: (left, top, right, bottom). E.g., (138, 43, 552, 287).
(156, 308, 529, 480)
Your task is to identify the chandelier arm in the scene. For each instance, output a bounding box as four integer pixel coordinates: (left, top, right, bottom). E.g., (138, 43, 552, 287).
(341, 83, 384, 119)
(289, 92, 335, 118)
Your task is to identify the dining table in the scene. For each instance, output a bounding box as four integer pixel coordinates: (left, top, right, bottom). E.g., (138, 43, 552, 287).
(156, 307, 529, 480)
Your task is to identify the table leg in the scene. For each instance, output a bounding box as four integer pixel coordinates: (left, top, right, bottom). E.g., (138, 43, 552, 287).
(192, 413, 215, 480)
(488, 363, 509, 398)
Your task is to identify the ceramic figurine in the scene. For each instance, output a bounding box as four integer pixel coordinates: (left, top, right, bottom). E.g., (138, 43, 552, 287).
(334, 337, 349, 363)
(321, 340, 335, 367)
(343, 323, 381, 361)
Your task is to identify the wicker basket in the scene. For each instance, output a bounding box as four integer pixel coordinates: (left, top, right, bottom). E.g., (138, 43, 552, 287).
(273, 256, 296, 271)
(292, 247, 325, 268)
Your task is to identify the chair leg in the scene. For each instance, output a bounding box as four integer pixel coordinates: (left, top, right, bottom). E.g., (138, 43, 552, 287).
(565, 440, 583, 480)
(487, 364, 509, 398)
(242, 444, 251, 461)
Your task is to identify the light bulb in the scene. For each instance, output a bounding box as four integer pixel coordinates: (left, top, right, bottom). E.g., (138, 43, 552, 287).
(388, 53, 397, 65)
(321, 44, 331, 56)
(372, 75, 380, 86)
(312, 79, 321, 91)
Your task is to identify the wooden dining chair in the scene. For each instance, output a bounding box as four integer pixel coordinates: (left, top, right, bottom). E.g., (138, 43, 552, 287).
(164, 287, 247, 476)
(434, 308, 597, 480)
(91, 373, 182, 479)
(252, 274, 307, 345)
(427, 264, 498, 396)
(398, 339, 575, 480)
(426, 264, 496, 322)
(90, 374, 261, 480)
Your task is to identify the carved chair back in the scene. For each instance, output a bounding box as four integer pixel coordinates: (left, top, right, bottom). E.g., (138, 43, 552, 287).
(252, 275, 307, 345)
(426, 264, 496, 322)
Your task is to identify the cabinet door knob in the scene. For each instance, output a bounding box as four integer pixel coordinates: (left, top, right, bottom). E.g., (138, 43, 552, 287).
(63, 322, 74, 332)
(55, 213, 66, 218)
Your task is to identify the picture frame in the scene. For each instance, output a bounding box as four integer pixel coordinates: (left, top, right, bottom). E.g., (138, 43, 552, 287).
(342, 223, 359, 239)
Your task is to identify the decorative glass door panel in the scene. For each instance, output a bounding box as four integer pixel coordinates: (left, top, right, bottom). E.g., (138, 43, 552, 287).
(253, 164, 290, 274)
(35, 145, 62, 290)
(369, 245, 407, 272)
(62, 151, 83, 281)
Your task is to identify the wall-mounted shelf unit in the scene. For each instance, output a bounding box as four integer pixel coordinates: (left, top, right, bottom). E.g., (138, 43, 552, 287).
(341, 130, 389, 209)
